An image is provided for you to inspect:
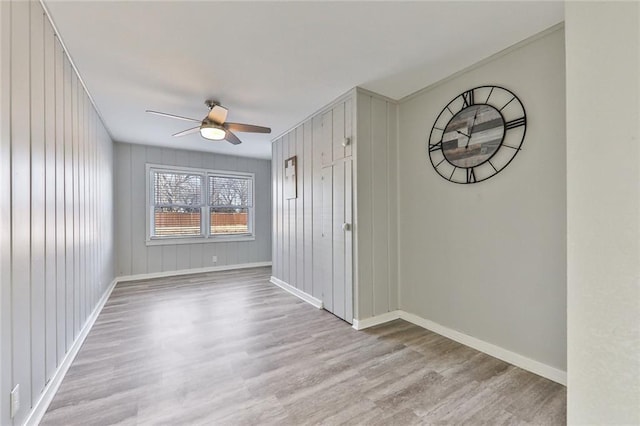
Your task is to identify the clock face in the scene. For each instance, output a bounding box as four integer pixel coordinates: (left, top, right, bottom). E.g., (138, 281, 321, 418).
(428, 86, 526, 184)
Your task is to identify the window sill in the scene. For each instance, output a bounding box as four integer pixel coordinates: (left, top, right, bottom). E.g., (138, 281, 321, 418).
(145, 235, 256, 246)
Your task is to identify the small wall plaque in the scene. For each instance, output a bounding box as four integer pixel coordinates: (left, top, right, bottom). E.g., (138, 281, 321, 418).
(284, 156, 297, 199)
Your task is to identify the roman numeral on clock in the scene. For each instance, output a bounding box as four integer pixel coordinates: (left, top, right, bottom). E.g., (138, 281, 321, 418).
(466, 168, 477, 183)
(429, 141, 442, 152)
(462, 90, 475, 107)
(505, 116, 526, 130)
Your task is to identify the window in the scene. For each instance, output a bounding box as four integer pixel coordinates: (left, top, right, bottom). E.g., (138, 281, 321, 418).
(147, 165, 254, 245)
(152, 171, 203, 237)
(209, 175, 253, 235)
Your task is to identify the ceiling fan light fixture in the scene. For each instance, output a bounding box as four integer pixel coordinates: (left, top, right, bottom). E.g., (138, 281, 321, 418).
(147, 103, 270, 145)
(200, 124, 226, 140)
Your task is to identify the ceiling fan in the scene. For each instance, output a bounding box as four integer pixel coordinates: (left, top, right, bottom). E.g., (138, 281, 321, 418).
(146, 100, 271, 145)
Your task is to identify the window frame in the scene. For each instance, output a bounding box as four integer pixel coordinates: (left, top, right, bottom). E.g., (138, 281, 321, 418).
(145, 163, 255, 246)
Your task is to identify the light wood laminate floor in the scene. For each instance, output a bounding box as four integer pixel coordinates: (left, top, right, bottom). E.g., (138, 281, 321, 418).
(42, 267, 566, 425)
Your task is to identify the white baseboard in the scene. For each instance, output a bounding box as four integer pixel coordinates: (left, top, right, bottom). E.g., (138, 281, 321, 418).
(269, 276, 323, 309)
(352, 310, 401, 330)
(352, 310, 567, 386)
(117, 261, 272, 282)
(24, 278, 118, 426)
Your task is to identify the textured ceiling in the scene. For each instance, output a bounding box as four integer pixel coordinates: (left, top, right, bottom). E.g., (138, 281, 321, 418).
(44, 1, 564, 159)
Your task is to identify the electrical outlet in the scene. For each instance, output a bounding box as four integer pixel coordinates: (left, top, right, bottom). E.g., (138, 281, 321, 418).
(211, 255, 217, 263)
(10, 384, 19, 418)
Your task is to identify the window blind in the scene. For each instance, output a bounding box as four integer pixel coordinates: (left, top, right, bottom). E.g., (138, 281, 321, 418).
(154, 171, 202, 206)
(152, 171, 203, 237)
(209, 175, 253, 208)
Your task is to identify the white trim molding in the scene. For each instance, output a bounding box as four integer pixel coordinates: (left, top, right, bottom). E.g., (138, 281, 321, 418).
(352, 310, 401, 330)
(25, 278, 118, 426)
(117, 261, 272, 283)
(352, 310, 567, 386)
(269, 276, 323, 309)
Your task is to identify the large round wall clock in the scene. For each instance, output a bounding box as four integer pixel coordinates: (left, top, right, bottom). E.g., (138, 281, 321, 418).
(427, 85, 527, 184)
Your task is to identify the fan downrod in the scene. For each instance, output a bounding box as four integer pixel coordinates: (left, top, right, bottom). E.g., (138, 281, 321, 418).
(205, 100, 220, 110)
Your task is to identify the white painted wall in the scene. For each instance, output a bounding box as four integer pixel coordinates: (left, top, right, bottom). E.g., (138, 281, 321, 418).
(113, 142, 271, 276)
(565, 2, 640, 423)
(397, 28, 566, 372)
(0, 1, 115, 424)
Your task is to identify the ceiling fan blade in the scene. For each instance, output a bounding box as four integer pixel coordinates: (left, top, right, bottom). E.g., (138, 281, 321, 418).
(225, 130, 242, 145)
(172, 126, 201, 137)
(208, 105, 228, 124)
(146, 110, 201, 123)
(224, 122, 271, 134)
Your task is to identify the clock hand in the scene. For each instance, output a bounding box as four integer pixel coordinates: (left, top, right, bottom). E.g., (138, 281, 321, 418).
(465, 110, 479, 149)
(456, 130, 471, 138)
(470, 109, 479, 132)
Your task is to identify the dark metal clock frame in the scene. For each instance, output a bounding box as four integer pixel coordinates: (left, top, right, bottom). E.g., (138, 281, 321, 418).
(427, 85, 527, 184)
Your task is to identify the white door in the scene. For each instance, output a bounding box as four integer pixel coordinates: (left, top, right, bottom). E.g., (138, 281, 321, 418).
(321, 158, 353, 323)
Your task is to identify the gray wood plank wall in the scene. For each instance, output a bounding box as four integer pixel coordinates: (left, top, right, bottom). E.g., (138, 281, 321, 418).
(113, 142, 272, 276)
(355, 90, 399, 320)
(271, 89, 399, 321)
(0, 1, 115, 424)
(272, 101, 338, 303)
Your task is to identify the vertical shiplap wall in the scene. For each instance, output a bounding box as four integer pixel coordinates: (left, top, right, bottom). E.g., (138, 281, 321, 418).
(0, 1, 10, 422)
(113, 142, 271, 276)
(0, 1, 115, 425)
(272, 93, 353, 305)
(271, 89, 398, 321)
(354, 89, 399, 320)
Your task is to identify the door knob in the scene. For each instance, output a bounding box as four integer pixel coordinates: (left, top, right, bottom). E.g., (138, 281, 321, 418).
(342, 223, 351, 231)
